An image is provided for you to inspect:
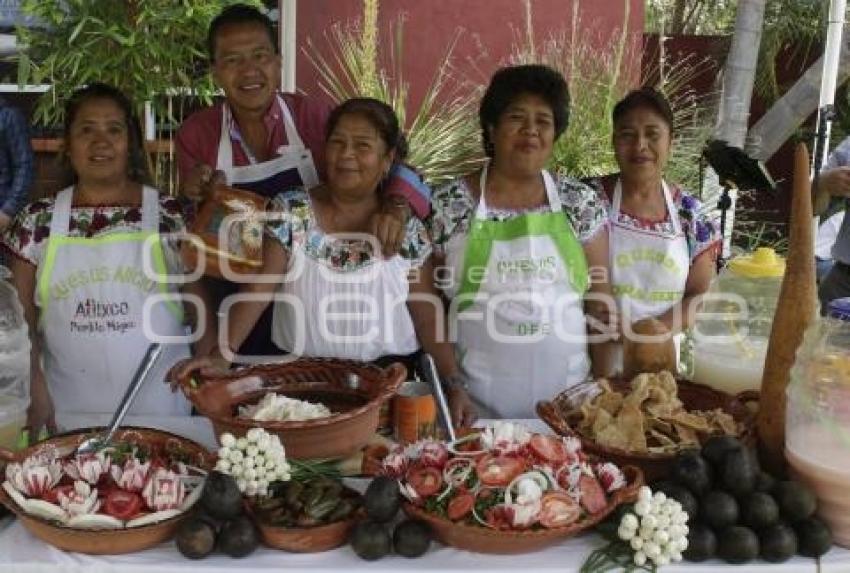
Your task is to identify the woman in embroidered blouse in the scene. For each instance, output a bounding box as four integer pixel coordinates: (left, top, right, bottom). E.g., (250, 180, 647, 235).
(589, 87, 719, 375)
(1, 83, 210, 434)
(172, 98, 461, 386)
(429, 64, 614, 422)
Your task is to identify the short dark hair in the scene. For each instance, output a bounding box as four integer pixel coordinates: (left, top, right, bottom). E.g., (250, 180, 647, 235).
(208, 4, 277, 61)
(325, 98, 408, 164)
(479, 64, 570, 157)
(613, 87, 674, 132)
(61, 83, 150, 186)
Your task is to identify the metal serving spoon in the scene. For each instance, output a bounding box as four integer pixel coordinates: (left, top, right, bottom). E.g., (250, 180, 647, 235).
(418, 353, 457, 443)
(75, 343, 164, 455)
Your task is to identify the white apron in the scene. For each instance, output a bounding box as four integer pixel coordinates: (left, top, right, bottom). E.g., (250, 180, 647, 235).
(215, 94, 321, 357)
(36, 187, 191, 416)
(216, 94, 320, 197)
(609, 179, 690, 372)
(271, 233, 420, 361)
(446, 167, 590, 419)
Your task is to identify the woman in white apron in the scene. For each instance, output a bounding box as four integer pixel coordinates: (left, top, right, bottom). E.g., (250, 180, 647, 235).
(172, 99, 461, 391)
(4, 84, 195, 434)
(429, 65, 613, 420)
(591, 87, 719, 376)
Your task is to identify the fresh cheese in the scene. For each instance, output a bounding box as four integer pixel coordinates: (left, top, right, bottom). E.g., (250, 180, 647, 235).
(239, 393, 331, 422)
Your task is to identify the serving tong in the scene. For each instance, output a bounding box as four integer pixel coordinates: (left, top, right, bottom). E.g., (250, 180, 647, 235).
(74, 343, 164, 456)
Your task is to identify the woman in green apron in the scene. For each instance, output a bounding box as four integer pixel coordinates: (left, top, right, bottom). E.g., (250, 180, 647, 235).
(2, 84, 209, 435)
(429, 65, 614, 421)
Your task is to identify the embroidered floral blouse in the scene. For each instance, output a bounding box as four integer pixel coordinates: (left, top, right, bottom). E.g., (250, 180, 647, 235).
(587, 175, 720, 264)
(266, 188, 432, 271)
(1, 193, 188, 267)
(428, 173, 608, 255)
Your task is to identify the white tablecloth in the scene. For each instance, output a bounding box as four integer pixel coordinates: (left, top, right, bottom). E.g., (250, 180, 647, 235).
(0, 415, 847, 572)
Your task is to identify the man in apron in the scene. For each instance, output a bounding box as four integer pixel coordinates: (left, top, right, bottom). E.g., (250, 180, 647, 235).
(176, 5, 428, 359)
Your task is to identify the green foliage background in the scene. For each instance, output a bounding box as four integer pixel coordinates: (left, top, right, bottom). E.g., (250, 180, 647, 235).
(16, 0, 262, 128)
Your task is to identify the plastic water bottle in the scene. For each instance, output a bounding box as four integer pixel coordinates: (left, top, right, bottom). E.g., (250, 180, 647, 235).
(0, 265, 30, 449)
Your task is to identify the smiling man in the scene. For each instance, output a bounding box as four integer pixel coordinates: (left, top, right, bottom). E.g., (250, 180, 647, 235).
(175, 4, 428, 358)
(176, 4, 327, 200)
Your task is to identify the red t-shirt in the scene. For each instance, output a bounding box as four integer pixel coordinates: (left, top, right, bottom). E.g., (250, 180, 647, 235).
(175, 92, 330, 182)
(175, 93, 431, 218)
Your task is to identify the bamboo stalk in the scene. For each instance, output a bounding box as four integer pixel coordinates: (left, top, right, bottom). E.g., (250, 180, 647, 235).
(757, 142, 817, 472)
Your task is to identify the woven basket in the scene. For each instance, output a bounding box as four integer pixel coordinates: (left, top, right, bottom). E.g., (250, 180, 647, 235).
(537, 379, 758, 482)
(179, 358, 406, 459)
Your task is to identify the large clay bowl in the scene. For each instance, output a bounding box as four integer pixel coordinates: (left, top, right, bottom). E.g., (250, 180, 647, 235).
(537, 379, 758, 482)
(0, 426, 212, 555)
(403, 466, 643, 554)
(178, 358, 406, 459)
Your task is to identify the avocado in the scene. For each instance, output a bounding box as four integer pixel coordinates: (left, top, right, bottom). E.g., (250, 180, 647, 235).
(350, 520, 392, 561)
(741, 492, 780, 530)
(701, 435, 743, 468)
(175, 517, 217, 559)
(201, 471, 243, 520)
(660, 483, 699, 520)
(717, 526, 759, 564)
(218, 516, 259, 558)
(670, 452, 713, 495)
(721, 448, 758, 496)
(683, 523, 717, 562)
(774, 481, 817, 522)
(755, 471, 777, 493)
(760, 523, 798, 562)
(393, 519, 432, 558)
(363, 476, 401, 523)
(701, 490, 739, 529)
(795, 517, 833, 557)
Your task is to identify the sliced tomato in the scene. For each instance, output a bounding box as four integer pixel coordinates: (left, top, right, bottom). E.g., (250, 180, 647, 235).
(41, 484, 76, 504)
(406, 466, 443, 498)
(484, 505, 512, 530)
(529, 435, 570, 465)
(578, 474, 608, 515)
(446, 491, 474, 521)
(538, 491, 581, 528)
(102, 490, 143, 521)
(475, 455, 525, 487)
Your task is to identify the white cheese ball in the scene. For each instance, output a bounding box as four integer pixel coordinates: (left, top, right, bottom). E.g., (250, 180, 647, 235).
(220, 433, 237, 448)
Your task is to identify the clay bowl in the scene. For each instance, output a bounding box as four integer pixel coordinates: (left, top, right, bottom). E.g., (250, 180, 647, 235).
(178, 358, 406, 459)
(246, 487, 362, 552)
(537, 378, 759, 482)
(403, 465, 643, 554)
(0, 426, 212, 555)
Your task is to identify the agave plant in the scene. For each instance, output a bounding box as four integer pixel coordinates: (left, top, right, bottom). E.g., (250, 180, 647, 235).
(302, 0, 483, 187)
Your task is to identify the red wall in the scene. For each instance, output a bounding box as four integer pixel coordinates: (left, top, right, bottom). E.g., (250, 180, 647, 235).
(294, 0, 644, 112)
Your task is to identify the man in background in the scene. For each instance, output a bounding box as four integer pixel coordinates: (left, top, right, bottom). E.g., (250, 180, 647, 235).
(814, 136, 850, 311)
(0, 97, 34, 241)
